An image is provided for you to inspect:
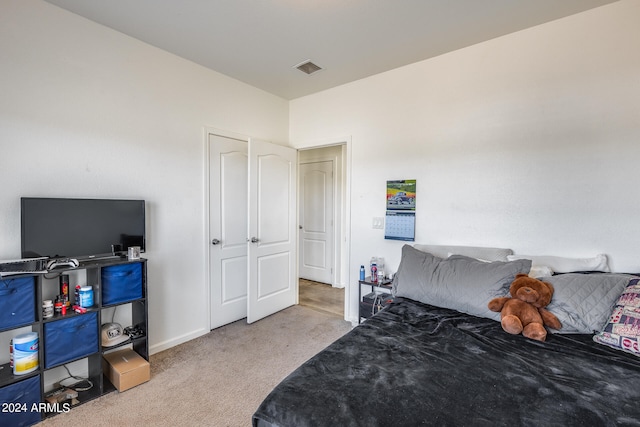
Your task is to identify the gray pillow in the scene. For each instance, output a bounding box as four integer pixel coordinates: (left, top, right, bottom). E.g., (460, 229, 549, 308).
(392, 245, 531, 321)
(544, 273, 635, 334)
(413, 244, 513, 262)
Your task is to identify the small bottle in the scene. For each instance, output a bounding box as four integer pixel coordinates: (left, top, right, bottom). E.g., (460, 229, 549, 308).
(59, 274, 70, 308)
(54, 297, 63, 315)
(371, 263, 378, 282)
(75, 285, 81, 305)
(359, 265, 365, 281)
(9, 339, 13, 369)
(377, 257, 385, 279)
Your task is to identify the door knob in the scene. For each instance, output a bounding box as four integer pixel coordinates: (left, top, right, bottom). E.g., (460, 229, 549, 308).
(250, 237, 259, 243)
(211, 239, 221, 245)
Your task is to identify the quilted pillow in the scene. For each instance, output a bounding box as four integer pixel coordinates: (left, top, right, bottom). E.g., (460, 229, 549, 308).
(545, 273, 634, 334)
(593, 278, 640, 356)
(392, 245, 530, 321)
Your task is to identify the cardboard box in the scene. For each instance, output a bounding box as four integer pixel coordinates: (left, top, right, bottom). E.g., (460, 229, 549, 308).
(103, 349, 150, 392)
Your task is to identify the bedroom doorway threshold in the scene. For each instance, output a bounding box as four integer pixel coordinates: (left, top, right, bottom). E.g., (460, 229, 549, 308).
(299, 279, 344, 318)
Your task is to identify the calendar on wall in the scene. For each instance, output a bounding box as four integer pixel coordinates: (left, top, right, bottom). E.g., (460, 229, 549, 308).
(385, 179, 416, 241)
(384, 211, 416, 241)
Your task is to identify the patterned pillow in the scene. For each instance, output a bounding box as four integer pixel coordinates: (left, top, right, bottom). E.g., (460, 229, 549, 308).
(593, 278, 640, 356)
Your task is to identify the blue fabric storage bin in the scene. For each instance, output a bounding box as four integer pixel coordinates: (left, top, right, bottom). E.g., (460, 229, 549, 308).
(102, 262, 143, 305)
(44, 312, 98, 369)
(0, 375, 41, 426)
(0, 276, 35, 330)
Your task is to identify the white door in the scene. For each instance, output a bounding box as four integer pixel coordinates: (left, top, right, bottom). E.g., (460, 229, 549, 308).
(247, 138, 298, 323)
(209, 134, 248, 329)
(299, 161, 334, 284)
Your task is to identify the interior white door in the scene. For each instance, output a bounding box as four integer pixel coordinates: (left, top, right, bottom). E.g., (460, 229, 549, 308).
(209, 134, 248, 329)
(247, 138, 297, 323)
(299, 161, 334, 284)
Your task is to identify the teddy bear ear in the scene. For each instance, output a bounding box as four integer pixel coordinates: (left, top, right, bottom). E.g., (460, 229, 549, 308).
(543, 281, 555, 293)
(515, 273, 528, 279)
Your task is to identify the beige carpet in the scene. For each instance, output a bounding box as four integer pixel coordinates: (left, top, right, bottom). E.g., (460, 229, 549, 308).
(37, 305, 352, 427)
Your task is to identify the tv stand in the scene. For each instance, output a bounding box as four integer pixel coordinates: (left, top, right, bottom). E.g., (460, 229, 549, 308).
(81, 254, 125, 264)
(0, 258, 149, 425)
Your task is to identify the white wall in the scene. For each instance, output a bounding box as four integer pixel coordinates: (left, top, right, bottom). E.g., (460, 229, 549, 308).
(289, 1, 640, 322)
(0, 0, 289, 353)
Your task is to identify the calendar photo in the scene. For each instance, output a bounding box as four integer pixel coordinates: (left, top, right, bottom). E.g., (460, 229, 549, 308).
(384, 211, 415, 241)
(386, 179, 416, 211)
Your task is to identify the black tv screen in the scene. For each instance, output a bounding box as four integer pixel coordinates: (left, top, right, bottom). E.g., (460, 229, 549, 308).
(21, 197, 145, 260)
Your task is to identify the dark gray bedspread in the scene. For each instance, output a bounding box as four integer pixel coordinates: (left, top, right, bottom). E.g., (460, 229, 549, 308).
(252, 298, 640, 427)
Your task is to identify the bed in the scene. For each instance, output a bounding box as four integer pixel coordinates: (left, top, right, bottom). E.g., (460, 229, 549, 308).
(253, 244, 640, 427)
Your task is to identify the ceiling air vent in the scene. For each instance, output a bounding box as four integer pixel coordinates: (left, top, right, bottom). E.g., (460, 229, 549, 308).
(294, 60, 322, 75)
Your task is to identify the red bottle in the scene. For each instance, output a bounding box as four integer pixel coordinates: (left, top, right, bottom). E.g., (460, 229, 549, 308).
(60, 274, 70, 308)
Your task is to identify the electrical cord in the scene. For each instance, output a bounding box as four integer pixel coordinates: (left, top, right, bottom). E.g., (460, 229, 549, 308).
(372, 292, 384, 316)
(58, 364, 94, 392)
(371, 292, 394, 316)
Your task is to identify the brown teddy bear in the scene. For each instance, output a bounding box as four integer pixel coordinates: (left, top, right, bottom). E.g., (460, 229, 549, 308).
(488, 273, 562, 341)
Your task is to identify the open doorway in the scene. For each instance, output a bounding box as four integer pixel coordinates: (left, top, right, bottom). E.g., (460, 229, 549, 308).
(298, 278, 344, 317)
(298, 144, 346, 317)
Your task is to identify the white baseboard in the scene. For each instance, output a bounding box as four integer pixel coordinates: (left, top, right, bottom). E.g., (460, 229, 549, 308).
(149, 327, 209, 355)
(347, 315, 359, 326)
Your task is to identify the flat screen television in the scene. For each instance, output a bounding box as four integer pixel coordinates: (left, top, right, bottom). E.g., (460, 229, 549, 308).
(21, 197, 146, 261)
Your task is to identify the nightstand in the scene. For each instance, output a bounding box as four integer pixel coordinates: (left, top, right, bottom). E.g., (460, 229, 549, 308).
(358, 276, 394, 323)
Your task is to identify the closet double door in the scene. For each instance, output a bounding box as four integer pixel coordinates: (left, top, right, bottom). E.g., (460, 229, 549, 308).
(209, 134, 297, 329)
